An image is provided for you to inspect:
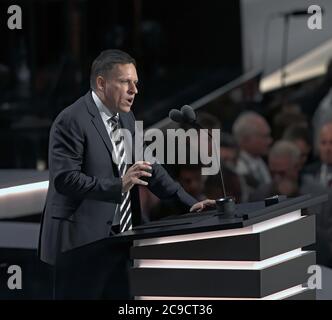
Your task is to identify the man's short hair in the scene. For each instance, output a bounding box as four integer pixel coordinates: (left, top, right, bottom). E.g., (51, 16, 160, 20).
(268, 140, 301, 165)
(232, 111, 265, 143)
(90, 49, 136, 90)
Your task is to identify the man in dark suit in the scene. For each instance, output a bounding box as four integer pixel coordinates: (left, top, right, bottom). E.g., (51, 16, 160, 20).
(303, 122, 332, 187)
(249, 140, 305, 202)
(232, 111, 272, 201)
(38, 49, 214, 299)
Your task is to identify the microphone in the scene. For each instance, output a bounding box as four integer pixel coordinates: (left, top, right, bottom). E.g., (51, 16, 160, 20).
(181, 105, 196, 123)
(169, 109, 183, 123)
(169, 105, 196, 124)
(279, 8, 324, 17)
(284, 10, 308, 16)
(169, 105, 228, 202)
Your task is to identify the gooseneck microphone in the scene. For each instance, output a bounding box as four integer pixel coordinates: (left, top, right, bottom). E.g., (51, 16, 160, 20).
(279, 8, 324, 17)
(180, 105, 197, 124)
(282, 10, 308, 16)
(168, 109, 183, 123)
(169, 105, 227, 199)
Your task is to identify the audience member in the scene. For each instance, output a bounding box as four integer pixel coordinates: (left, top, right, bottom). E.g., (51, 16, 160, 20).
(303, 122, 332, 187)
(283, 124, 312, 169)
(249, 140, 302, 200)
(232, 111, 272, 200)
(272, 103, 308, 140)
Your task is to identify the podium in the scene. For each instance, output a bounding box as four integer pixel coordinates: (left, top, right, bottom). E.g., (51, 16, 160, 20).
(114, 193, 327, 300)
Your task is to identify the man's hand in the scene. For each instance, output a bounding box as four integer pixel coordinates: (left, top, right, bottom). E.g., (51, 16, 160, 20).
(190, 199, 216, 213)
(122, 161, 152, 193)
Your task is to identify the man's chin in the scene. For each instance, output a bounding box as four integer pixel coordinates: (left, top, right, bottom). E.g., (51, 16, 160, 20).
(119, 105, 132, 113)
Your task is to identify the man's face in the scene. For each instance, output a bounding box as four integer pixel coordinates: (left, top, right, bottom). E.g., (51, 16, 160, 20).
(97, 63, 138, 113)
(319, 124, 332, 165)
(269, 155, 300, 196)
(246, 119, 272, 157)
(269, 155, 299, 183)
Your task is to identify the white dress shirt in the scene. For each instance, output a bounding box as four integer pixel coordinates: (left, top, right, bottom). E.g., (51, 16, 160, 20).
(91, 90, 122, 225)
(236, 151, 271, 185)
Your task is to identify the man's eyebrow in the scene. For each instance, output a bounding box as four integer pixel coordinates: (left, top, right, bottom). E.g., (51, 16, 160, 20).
(118, 77, 139, 83)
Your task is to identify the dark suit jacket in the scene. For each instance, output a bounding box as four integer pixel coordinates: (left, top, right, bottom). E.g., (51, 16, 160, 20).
(302, 162, 321, 179)
(38, 91, 197, 265)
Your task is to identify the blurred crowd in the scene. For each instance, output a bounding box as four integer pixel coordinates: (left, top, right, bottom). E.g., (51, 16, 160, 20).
(140, 59, 332, 269)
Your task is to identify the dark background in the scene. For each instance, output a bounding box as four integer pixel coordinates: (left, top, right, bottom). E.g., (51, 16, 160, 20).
(0, 0, 242, 169)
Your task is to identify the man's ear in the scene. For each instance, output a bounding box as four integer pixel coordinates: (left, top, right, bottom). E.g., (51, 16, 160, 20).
(96, 76, 105, 91)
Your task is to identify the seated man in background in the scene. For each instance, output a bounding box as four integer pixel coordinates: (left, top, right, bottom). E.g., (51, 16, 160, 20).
(282, 124, 312, 170)
(232, 111, 272, 200)
(303, 122, 332, 187)
(249, 140, 302, 201)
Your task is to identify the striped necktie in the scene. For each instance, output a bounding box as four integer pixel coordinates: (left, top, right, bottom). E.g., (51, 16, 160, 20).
(108, 114, 132, 233)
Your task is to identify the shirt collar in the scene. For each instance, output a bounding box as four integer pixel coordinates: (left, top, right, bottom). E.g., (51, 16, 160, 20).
(91, 91, 118, 122)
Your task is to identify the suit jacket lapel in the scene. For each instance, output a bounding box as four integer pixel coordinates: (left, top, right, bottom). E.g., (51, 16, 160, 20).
(84, 91, 115, 158)
(85, 91, 137, 169)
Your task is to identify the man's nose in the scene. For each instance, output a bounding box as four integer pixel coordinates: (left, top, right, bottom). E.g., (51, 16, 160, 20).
(129, 83, 138, 94)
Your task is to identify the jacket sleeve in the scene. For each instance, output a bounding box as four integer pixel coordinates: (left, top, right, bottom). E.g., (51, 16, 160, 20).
(50, 112, 122, 203)
(148, 163, 198, 209)
(129, 111, 197, 210)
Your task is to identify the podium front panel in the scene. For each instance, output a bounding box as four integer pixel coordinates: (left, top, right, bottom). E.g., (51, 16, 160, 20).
(130, 251, 314, 298)
(130, 210, 317, 300)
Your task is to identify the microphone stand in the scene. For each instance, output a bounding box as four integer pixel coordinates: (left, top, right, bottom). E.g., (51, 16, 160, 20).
(191, 121, 226, 198)
(190, 121, 238, 217)
(170, 107, 240, 217)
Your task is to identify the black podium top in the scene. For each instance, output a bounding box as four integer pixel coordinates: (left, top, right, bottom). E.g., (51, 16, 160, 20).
(60, 193, 327, 261)
(107, 193, 327, 244)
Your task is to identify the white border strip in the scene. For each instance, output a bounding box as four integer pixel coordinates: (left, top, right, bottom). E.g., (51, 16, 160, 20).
(0, 181, 49, 197)
(134, 210, 302, 247)
(0, 181, 48, 219)
(134, 249, 304, 270)
(260, 38, 332, 93)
